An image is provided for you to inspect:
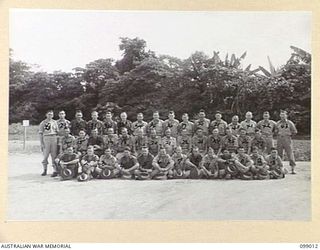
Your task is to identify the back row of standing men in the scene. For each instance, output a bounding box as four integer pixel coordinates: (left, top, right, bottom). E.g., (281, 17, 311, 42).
(39, 109, 297, 177)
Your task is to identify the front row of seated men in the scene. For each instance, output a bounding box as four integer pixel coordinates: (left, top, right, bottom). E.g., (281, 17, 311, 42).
(55, 143, 288, 182)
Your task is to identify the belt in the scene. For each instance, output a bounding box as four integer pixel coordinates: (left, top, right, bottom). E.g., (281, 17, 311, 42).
(43, 134, 57, 136)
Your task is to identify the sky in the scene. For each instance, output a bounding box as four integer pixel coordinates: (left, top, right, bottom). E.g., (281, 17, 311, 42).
(9, 10, 311, 73)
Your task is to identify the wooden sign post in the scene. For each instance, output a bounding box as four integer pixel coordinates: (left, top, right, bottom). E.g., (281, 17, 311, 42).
(22, 120, 30, 150)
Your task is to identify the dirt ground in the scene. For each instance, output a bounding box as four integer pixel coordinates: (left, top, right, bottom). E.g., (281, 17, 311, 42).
(7, 143, 311, 221)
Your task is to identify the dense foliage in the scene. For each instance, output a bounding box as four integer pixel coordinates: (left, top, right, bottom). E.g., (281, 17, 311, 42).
(9, 39, 311, 134)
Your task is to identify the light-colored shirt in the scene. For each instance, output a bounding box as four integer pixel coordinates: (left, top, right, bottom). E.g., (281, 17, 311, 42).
(257, 119, 276, 138)
(276, 119, 297, 137)
(178, 121, 194, 136)
(131, 120, 148, 136)
(240, 120, 257, 136)
(163, 119, 180, 137)
(39, 119, 59, 136)
(194, 118, 210, 135)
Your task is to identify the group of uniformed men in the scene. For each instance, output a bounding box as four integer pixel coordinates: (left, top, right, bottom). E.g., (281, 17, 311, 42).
(39, 108, 298, 181)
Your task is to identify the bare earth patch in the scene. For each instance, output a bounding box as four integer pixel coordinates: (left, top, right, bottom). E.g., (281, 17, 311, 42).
(7, 151, 310, 221)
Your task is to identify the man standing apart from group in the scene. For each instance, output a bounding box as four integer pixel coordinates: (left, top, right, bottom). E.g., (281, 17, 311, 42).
(276, 110, 298, 174)
(39, 110, 59, 177)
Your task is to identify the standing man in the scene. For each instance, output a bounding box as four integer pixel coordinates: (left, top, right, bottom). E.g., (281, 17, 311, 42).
(178, 113, 194, 137)
(228, 115, 241, 136)
(240, 111, 257, 138)
(131, 112, 148, 136)
(87, 111, 104, 136)
(209, 111, 228, 136)
(194, 109, 210, 135)
(39, 110, 59, 177)
(163, 111, 180, 138)
(56, 110, 71, 149)
(103, 111, 117, 135)
(257, 111, 277, 154)
(275, 110, 298, 174)
(70, 110, 87, 137)
(117, 112, 133, 135)
(147, 111, 164, 137)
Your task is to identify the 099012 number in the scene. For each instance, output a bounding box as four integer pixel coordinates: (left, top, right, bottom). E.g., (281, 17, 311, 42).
(300, 244, 319, 248)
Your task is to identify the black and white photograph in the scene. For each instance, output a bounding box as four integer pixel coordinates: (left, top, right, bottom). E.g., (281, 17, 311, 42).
(8, 10, 311, 221)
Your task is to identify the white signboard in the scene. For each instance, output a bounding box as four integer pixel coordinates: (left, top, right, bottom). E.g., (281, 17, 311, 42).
(22, 120, 30, 127)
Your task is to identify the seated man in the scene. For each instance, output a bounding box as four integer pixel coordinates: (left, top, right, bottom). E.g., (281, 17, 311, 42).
(116, 128, 134, 160)
(217, 148, 237, 179)
(221, 127, 238, 154)
(88, 128, 104, 157)
(55, 127, 76, 175)
(133, 128, 148, 156)
(118, 146, 139, 179)
(78, 146, 99, 181)
(200, 147, 219, 179)
(249, 129, 267, 155)
(207, 128, 223, 155)
(151, 147, 174, 180)
(161, 128, 177, 156)
(234, 147, 254, 180)
(147, 128, 161, 157)
(250, 146, 269, 180)
(177, 128, 192, 155)
(237, 128, 251, 154)
(191, 128, 208, 156)
(135, 146, 154, 180)
(56, 146, 80, 180)
(170, 146, 189, 179)
(185, 147, 206, 179)
(103, 127, 118, 156)
(74, 129, 88, 157)
(265, 147, 288, 179)
(95, 147, 120, 179)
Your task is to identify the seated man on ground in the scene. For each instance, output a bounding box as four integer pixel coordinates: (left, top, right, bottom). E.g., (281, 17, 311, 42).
(78, 146, 99, 181)
(56, 146, 80, 180)
(185, 147, 206, 179)
(200, 147, 219, 179)
(250, 146, 270, 180)
(170, 146, 189, 179)
(118, 146, 139, 179)
(217, 148, 237, 179)
(151, 147, 174, 180)
(234, 147, 255, 180)
(95, 147, 120, 179)
(135, 146, 154, 180)
(265, 147, 288, 179)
